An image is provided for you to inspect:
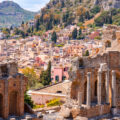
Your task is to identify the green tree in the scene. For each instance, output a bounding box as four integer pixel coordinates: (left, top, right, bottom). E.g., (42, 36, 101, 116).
(79, 15, 84, 22)
(90, 6, 101, 14)
(84, 50, 89, 56)
(95, 11, 112, 26)
(40, 61, 51, 86)
(61, 1, 65, 8)
(22, 67, 39, 89)
(85, 11, 90, 20)
(47, 61, 51, 83)
(62, 11, 69, 23)
(72, 28, 77, 39)
(46, 20, 53, 30)
(77, 28, 84, 39)
(10, 26, 13, 30)
(78, 28, 82, 36)
(51, 31, 57, 43)
(2, 28, 10, 38)
(34, 19, 40, 31)
(24, 91, 34, 108)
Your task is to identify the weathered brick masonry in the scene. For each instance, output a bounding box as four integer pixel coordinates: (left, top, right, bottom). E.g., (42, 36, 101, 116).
(70, 51, 120, 118)
(0, 61, 27, 119)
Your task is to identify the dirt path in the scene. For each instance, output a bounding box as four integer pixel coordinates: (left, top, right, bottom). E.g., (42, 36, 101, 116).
(84, 12, 101, 26)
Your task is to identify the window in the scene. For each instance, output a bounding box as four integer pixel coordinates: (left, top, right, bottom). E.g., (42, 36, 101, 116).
(56, 91, 62, 94)
(55, 76, 59, 82)
(1, 65, 8, 77)
(62, 76, 66, 81)
(105, 41, 111, 48)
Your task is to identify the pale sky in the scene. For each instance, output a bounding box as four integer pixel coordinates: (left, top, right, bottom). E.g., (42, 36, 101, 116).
(0, 0, 50, 12)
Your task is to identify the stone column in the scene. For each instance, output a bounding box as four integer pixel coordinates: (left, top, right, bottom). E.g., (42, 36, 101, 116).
(87, 72, 91, 108)
(4, 80, 9, 119)
(78, 92, 82, 107)
(7, 64, 10, 76)
(105, 70, 110, 104)
(97, 70, 102, 105)
(112, 70, 116, 108)
(19, 75, 24, 116)
(0, 68, 2, 78)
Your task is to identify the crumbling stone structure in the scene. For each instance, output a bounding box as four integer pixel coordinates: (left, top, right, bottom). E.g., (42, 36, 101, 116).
(69, 51, 120, 118)
(0, 61, 27, 119)
(102, 25, 120, 50)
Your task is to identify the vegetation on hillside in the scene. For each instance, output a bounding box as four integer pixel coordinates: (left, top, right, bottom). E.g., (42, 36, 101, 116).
(95, 8, 120, 26)
(0, 1, 36, 28)
(25, 0, 101, 35)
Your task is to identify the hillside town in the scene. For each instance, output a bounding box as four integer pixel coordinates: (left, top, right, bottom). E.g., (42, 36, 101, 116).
(0, 24, 103, 84)
(0, 0, 120, 120)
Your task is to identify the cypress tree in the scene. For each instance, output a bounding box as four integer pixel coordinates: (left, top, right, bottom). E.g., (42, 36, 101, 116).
(51, 31, 57, 43)
(40, 61, 51, 86)
(72, 28, 77, 39)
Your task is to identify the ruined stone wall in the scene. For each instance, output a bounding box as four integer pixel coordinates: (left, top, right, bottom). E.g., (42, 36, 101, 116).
(74, 51, 120, 69)
(0, 62, 27, 119)
(70, 51, 120, 108)
(36, 81, 72, 95)
(31, 93, 66, 105)
(102, 25, 120, 50)
(71, 104, 110, 118)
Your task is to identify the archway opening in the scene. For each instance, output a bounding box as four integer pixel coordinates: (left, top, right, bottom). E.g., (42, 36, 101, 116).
(84, 82, 87, 103)
(94, 81, 97, 97)
(105, 41, 111, 48)
(93, 80, 97, 103)
(101, 73, 106, 103)
(9, 91, 18, 116)
(0, 94, 3, 117)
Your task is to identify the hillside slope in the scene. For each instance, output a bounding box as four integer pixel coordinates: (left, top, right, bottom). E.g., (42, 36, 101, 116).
(0, 1, 36, 28)
(84, 12, 101, 26)
(31, 0, 120, 33)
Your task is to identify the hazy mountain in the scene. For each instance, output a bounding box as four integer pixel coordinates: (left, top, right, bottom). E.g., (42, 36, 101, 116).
(0, 1, 36, 28)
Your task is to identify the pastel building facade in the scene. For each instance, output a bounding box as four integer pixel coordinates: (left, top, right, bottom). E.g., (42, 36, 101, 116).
(51, 67, 69, 83)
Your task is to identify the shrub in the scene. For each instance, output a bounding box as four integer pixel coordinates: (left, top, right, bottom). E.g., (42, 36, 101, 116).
(90, 6, 101, 14)
(24, 92, 34, 108)
(56, 44, 64, 47)
(47, 98, 63, 107)
(33, 104, 45, 109)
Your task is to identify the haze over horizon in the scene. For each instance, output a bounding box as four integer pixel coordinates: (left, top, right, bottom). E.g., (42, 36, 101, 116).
(0, 0, 50, 12)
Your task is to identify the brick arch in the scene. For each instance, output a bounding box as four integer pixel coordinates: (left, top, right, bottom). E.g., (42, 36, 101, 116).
(0, 93, 3, 117)
(9, 91, 18, 116)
